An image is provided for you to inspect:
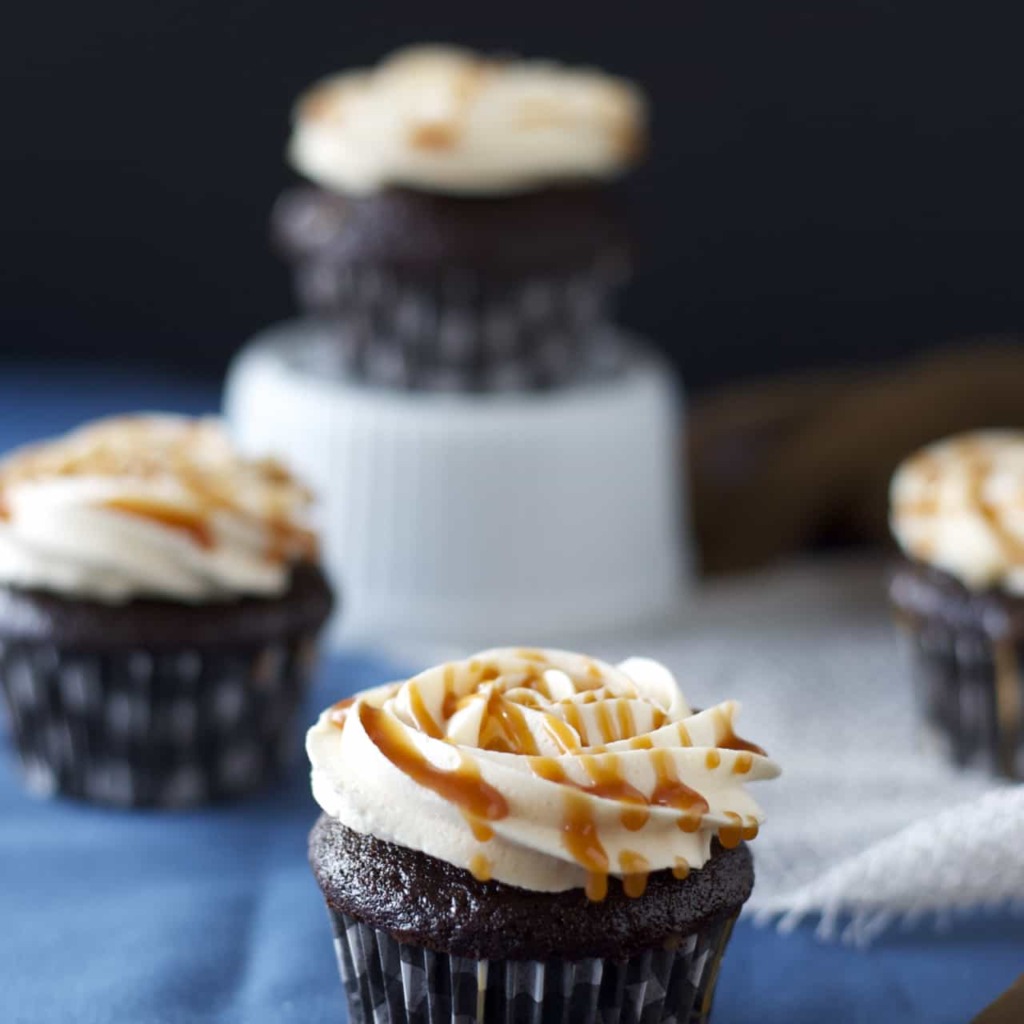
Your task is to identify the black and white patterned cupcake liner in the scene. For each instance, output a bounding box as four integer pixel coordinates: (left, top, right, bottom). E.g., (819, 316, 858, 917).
(291, 262, 628, 392)
(899, 617, 1024, 779)
(327, 908, 738, 1024)
(0, 631, 322, 807)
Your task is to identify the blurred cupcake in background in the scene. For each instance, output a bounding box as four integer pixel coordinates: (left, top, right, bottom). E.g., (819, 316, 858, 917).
(272, 45, 647, 391)
(307, 648, 778, 1023)
(0, 415, 334, 807)
(889, 431, 1024, 777)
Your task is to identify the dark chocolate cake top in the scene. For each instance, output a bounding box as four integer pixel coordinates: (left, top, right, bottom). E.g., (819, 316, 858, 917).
(311, 815, 754, 960)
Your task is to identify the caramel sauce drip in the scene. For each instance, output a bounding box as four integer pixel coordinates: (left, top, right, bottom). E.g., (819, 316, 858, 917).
(529, 755, 648, 831)
(594, 702, 615, 745)
(103, 497, 215, 549)
(618, 851, 650, 898)
(528, 756, 567, 784)
(718, 811, 758, 849)
(477, 691, 540, 756)
(579, 754, 650, 832)
(468, 852, 492, 882)
(732, 752, 754, 775)
(616, 700, 638, 742)
(705, 750, 722, 770)
(650, 748, 710, 832)
(542, 714, 582, 753)
(407, 682, 443, 740)
(359, 703, 509, 822)
(562, 791, 610, 901)
(673, 857, 690, 880)
(466, 817, 494, 843)
(561, 703, 585, 741)
(716, 708, 768, 757)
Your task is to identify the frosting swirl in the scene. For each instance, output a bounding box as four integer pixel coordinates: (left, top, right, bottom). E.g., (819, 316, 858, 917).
(0, 415, 318, 602)
(288, 45, 647, 197)
(308, 648, 778, 900)
(891, 431, 1024, 593)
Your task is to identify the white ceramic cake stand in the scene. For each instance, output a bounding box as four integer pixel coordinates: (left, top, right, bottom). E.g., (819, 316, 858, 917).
(224, 320, 691, 649)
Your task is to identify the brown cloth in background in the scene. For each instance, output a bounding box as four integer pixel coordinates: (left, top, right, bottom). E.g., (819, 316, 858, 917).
(972, 974, 1024, 1024)
(690, 340, 1024, 575)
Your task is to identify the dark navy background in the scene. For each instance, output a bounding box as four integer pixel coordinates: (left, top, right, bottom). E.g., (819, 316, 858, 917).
(5, 2, 1024, 390)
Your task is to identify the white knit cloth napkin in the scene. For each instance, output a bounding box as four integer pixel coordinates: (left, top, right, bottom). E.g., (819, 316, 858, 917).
(606, 556, 1024, 943)
(400, 555, 1024, 944)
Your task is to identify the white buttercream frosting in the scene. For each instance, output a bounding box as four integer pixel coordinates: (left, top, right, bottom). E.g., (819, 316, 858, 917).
(288, 45, 647, 196)
(308, 648, 778, 898)
(0, 415, 318, 603)
(891, 431, 1024, 593)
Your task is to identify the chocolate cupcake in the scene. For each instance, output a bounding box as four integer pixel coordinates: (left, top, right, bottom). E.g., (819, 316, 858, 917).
(273, 45, 646, 391)
(307, 648, 778, 1023)
(889, 431, 1024, 778)
(0, 415, 334, 806)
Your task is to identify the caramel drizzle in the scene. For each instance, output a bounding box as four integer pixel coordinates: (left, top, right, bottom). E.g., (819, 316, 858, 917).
(563, 791, 610, 901)
(715, 706, 768, 757)
(349, 652, 764, 904)
(897, 445, 1024, 569)
(718, 811, 759, 849)
(103, 497, 215, 549)
(407, 682, 444, 740)
(0, 419, 316, 563)
(618, 851, 650, 898)
(478, 691, 540, 756)
(650, 748, 710, 833)
(468, 852, 492, 882)
(359, 703, 509, 823)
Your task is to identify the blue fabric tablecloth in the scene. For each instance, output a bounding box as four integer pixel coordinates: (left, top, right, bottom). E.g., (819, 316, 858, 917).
(0, 366, 1021, 1023)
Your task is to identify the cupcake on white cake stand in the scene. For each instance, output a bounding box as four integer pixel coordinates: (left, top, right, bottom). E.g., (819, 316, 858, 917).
(224, 45, 691, 648)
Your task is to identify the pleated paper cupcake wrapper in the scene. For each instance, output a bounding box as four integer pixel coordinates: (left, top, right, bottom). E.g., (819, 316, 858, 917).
(0, 630, 322, 807)
(327, 908, 738, 1024)
(291, 261, 628, 391)
(899, 616, 1024, 778)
